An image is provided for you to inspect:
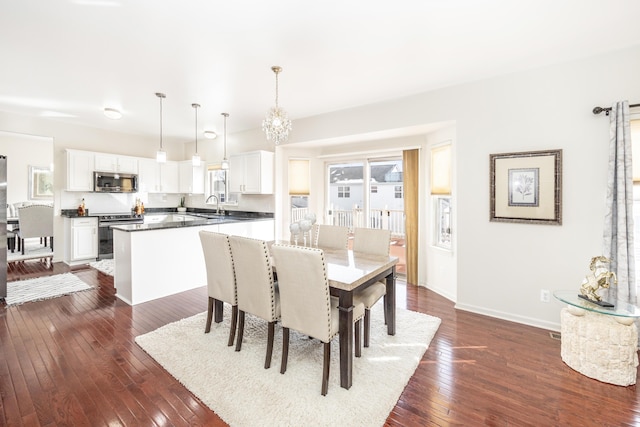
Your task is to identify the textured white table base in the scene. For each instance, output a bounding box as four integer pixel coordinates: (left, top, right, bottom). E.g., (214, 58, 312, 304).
(560, 308, 639, 386)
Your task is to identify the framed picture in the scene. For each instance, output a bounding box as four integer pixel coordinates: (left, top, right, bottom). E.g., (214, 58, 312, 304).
(490, 149, 562, 225)
(29, 165, 53, 200)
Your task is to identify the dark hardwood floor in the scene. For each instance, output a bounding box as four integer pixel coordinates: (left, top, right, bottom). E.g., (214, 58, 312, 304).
(2, 260, 639, 426)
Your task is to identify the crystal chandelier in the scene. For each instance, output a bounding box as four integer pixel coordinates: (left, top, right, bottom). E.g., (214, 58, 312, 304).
(262, 65, 292, 145)
(192, 103, 201, 167)
(155, 92, 167, 163)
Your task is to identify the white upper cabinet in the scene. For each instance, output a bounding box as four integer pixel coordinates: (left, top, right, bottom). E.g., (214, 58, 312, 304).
(160, 161, 180, 193)
(178, 160, 205, 194)
(94, 153, 138, 174)
(138, 158, 160, 193)
(228, 150, 274, 194)
(138, 159, 179, 193)
(66, 149, 94, 191)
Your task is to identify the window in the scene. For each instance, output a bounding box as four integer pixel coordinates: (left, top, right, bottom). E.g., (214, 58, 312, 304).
(206, 165, 227, 204)
(430, 143, 452, 195)
(288, 159, 310, 196)
(371, 185, 378, 193)
(434, 196, 452, 249)
(394, 185, 403, 199)
(338, 186, 350, 198)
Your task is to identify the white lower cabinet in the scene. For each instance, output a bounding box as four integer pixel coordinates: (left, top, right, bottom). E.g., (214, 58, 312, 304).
(64, 217, 98, 265)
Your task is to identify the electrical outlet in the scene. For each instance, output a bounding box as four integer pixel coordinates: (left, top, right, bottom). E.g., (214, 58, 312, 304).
(540, 289, 550, 303)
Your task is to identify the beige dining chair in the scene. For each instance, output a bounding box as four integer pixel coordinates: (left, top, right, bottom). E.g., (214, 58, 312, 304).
(352, 227, 391, 347)
(17, 205, 54, 255)
(199, 231, 238, 346)
(315, 224, 349, 249)
(228, 235, 280, 369)
(271, 243, 364, 396)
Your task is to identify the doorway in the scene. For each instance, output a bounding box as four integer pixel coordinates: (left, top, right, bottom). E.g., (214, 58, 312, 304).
(326, 158, 406, 275)
(0, 131, 54, 283)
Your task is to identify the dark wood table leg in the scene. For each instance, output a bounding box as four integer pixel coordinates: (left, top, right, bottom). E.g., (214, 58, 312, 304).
(338, 290, 354, 389)
(385, 266, 396, 335)
(214, 299, 224, 323)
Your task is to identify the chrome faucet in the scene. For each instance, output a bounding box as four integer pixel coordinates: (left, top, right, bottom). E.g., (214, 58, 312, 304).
(205, 194, 220, 214)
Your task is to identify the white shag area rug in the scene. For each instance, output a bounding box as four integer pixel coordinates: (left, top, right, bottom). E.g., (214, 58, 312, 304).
(89, 259, 114, 276)
(5, 273, 93, 306)
(136, 303, 441, 427)
(7, 238, 53, 262)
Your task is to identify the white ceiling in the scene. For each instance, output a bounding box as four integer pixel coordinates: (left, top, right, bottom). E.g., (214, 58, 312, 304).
(1, 0, 639, 144)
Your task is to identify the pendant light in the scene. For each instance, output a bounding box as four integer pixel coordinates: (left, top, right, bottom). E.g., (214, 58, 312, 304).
(192, 103, 201, 167)
(155, 92, 166, 163)
(221, 112, 229, 170)
(262, 65, 292, 145)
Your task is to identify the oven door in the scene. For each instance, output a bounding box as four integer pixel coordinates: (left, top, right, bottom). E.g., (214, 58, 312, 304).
(98, 219, 143, 259)
(98, 222, 116, 259)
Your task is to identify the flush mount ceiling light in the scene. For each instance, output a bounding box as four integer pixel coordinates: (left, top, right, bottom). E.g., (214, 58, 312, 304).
(155, 92, 166, 163)
(203, 130, 217, 139)
(262, 65, 292, 145)
(221, 112, 229, 170)
(192, 103, 201, 167)
(103, 107, 122, 120)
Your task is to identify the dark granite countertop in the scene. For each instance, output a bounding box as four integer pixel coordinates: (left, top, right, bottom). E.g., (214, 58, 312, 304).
(61, 208, 273, 220)
(60, 209, 99, 219)
(110, 210, 274, 232)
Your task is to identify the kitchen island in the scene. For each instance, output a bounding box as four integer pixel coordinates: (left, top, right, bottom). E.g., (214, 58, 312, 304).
(112, 211, 274, 305)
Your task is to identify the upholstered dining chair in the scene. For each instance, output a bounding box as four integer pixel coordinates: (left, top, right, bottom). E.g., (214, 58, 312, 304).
(17, 205, 54, 255)
(271, 243, 364, 396)
(228, 235, 280, 369)
(199, 230, 238, 346)
(315, 224, 349, 249)
(352, 227, 391, 347)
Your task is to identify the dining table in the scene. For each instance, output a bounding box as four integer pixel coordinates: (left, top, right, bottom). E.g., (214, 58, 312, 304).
(273, 241, 398, 389)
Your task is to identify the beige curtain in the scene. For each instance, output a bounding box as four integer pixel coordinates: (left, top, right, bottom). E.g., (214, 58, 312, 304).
(403, 149, 419, 285)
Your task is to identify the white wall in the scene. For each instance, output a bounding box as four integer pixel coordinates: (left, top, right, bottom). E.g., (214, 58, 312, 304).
(1, 44, 638, 331)
(261, 45, 640, 331)
(0, 131, 53, 205)
(425, 127, 457, 302)
(0, 112, 186, 262)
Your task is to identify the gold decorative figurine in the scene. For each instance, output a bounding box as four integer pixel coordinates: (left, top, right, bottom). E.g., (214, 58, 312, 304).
(579, 255, 617, 307)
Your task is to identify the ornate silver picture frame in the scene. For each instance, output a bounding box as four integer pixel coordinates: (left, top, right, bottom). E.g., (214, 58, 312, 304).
(490, 149, 562, 225)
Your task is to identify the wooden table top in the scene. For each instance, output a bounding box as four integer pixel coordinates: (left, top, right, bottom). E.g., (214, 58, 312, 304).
(272, 241, 398, 292)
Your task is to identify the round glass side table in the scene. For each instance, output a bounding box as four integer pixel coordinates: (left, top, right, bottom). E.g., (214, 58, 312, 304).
(553, 290, 640, 386)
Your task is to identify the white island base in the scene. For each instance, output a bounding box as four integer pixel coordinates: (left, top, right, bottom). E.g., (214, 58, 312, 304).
(113, 219, 274, 305)
(113, 224, 218, 305)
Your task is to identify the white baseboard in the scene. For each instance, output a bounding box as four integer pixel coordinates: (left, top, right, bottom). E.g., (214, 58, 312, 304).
(454, 302, 561, 332)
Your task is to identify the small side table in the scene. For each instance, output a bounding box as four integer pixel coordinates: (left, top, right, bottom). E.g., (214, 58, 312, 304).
(554, 290, 640, 386)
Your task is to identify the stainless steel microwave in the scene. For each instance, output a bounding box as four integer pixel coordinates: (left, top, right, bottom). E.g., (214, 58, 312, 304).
(94, 171, 138, 193)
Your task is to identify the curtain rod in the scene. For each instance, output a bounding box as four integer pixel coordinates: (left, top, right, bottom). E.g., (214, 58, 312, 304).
(592, 103, 640, 116)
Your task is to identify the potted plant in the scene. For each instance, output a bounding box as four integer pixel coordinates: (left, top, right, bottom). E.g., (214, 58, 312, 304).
(177, 196, 187, 212)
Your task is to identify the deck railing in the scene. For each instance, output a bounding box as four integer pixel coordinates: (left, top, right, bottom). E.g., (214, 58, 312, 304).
(291, 207, 405, 237)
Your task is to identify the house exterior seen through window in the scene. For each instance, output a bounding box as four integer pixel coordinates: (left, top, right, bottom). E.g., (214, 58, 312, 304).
(338, 186, 350, 198)
(395, 185, 403, 199)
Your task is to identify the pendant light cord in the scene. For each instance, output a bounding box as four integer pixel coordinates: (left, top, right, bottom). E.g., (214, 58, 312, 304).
(159, 96, 163, 150)
(156, 92, 166, 150)
(193, 103, 199, 154)
(274, 70, 279, 108)
(223, 113, 228, 158)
